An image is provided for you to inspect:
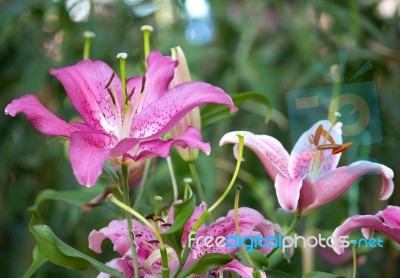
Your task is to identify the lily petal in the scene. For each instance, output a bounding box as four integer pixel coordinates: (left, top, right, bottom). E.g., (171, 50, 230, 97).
(289, 120, 342, 179)
(50, 60, 123, 135)
(132, 126, 211, 161)
(5, 94, 78, 137)
(376, 205, 400, 228)
(89, 219, 157, 262)
(140, 51, 176, 109)
(275, 174, 305, 212)
(69, 132, 112, 186)
(222, 260, 267, 278)
(89, 219, 133, 255)
(306, 161, 394, 212)
(219, 131, 290, 180)
(332, 207, 400, 255)
(191, 207, 276, 258)
(131, 82, 237, 139)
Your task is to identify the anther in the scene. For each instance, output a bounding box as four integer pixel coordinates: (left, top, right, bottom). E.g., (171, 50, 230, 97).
(126, 87, 135, 104)
(140, 75, 146, 94)
(153, 217, 165, 223)
(104, 72, 115, 89)
(147, 240, 159, 244)
(314, 125, 323, 145)
(161, 223, 172, 227)
(106, 88, 116, 105)
(332, 142, 352, 155)
(316, 144, 341, 150)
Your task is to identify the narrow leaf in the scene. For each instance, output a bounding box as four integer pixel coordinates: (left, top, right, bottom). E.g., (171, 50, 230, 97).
(302, 272, 346, 278)
(201, 91, 271, 128)
(161, 187, 196, 257)
(235, 249, 269, 269)
(263, 270, 297, 278)
(177, 253, 234, 278)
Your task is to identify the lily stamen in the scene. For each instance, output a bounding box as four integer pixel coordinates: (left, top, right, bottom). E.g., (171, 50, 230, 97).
(104, 72, 115, 89)
(126, 87, 135, 104)
(316, 144, 341, 150)
(332, 142, 353, 155)
(106, 87, 116, 106)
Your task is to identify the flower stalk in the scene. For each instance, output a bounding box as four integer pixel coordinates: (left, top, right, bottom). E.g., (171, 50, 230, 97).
(188, 162, 207, 204)
(121, 165, 139, 278)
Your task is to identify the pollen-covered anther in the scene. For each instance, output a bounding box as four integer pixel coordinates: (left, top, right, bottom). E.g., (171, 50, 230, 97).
(314, 124, 335, 145)
(316, 144, 341, 150)
(153, 217, 165, 223)
(140, 75, 146, 94)
(126, 87, 135, 103)
(106, 87, 116, 105)
(332, 142, 353, 155)
(104, 72, 115, 89)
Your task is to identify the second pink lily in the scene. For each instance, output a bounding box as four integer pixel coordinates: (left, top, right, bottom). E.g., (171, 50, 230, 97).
(220, 120, 394, 214)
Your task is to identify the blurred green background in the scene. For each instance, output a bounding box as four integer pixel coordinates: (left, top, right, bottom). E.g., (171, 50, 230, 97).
(1, 0, 399, 277)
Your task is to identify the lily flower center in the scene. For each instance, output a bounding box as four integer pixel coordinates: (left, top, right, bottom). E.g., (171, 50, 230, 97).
(308, 123, 352, 178)
(104, 73, 147, 142)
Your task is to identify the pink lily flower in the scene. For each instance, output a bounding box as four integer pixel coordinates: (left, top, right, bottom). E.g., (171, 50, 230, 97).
(5, 51, 237, 186)
(332, 205, 400, 255)
(219, 120, 394, 214)
(89, 203, 276, 277)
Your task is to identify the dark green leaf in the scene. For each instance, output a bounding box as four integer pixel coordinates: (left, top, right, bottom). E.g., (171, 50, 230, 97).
(22, 246, 47, 278)
(177, 253, 234, 278)
(275, 208, 296, 229)
(201, 91, 271, 128)
(302, 272, 346, 278)
(235, 249, 269, 269)
(29, 184, 106, 214)
(29, 216, 124, 277)
(264, 270, 297, 278)
(101, 162, 119, 184)
(161, 187, 196, 257)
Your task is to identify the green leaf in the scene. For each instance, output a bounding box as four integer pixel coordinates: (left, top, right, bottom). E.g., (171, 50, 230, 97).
(29, 216, 124, 277)
(101, 162, 119, 184)
(302, 272, 346, 278)
(275, 208, 296, 229)
(161, 187, 196, 257)
(29, 184, 106, 214)
(263, 270, 297, 278)
(22, 246, 47, 278)
(177, 253, 234, 278)
(235, 249, 269, 269)
(201, 91, 271, 128)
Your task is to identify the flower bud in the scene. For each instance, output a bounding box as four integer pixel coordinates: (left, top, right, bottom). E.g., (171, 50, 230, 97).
(169, 46, 201, 162)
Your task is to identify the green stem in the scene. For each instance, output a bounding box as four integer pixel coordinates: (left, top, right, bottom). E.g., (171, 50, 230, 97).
(133, 159, 151, 209)
(267, 214, 301, 259)
(188, 162, 207, 204)
(167, 157, 178, 201)
(173, 135, 245, 277)
(208, 135, 244, 213)
(234, 186, 255, 269)
(121, 165, 139, 278)
(108, 194, 169, 278)
(352, 245, 357, 278)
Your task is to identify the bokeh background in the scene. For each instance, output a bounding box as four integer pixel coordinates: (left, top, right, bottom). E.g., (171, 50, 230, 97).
(1, 0, 399, 277)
